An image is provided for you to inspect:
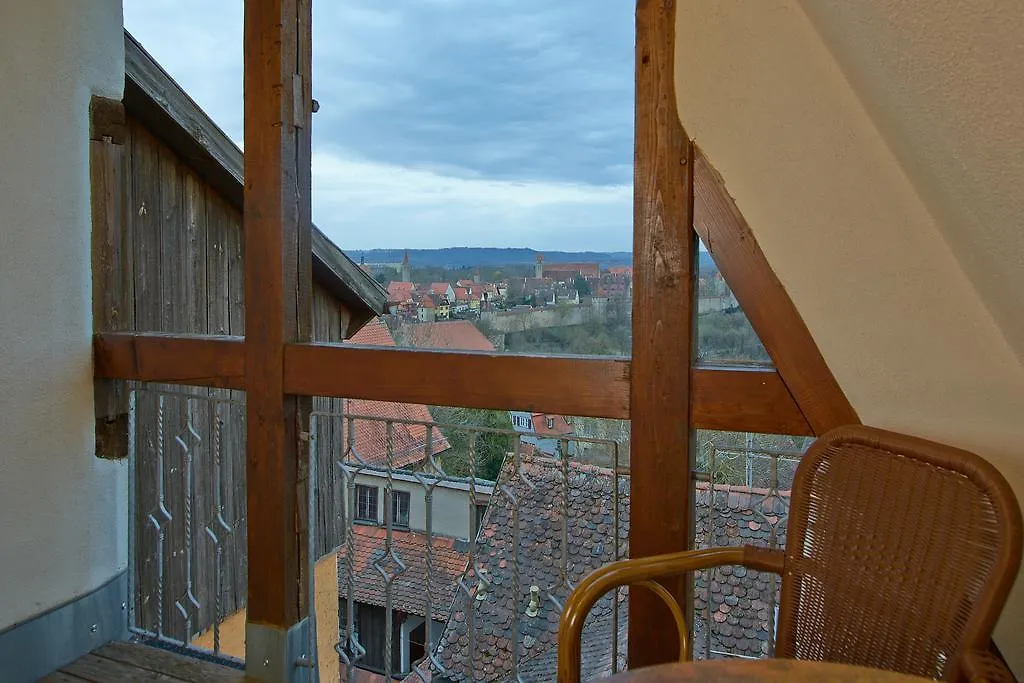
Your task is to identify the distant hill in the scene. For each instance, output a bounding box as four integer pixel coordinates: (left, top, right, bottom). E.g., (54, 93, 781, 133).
(347, 247, 718, 271)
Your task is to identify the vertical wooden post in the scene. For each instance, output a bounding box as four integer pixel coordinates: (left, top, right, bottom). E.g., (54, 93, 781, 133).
(243, 0, 313, 680)
(630, 0, 697, 669)
(90, 96, 132, 460)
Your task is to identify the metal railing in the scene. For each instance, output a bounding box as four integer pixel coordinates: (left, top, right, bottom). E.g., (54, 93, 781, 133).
(692, 438, 807, 660)
(309, 408, 629, 683)
(125, 385, 810, 676)
(127, 385, 246, 666)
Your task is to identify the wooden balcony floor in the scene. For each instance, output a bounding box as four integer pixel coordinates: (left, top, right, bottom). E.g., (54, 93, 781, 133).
(42, 641, 248, 682)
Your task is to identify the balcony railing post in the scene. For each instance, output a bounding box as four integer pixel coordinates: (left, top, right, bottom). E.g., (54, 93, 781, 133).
(242, 0, 314, 680)
(630, 0, 697, 668)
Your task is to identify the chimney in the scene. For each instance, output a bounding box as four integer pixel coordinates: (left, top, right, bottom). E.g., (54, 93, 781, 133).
(475, 568, 489, 601)
(525, 585, 541, 617)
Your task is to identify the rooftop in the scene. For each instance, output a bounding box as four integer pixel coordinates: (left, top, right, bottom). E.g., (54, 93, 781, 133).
(435, 454, 629, 681)
(399, 321, 497, 352)
(346, 319, 453, 468)
(338, 526, 471, 622)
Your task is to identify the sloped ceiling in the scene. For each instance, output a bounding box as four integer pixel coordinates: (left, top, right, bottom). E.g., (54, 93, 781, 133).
(798, 0, 1024, 364)
(673, 0, 1024, 671)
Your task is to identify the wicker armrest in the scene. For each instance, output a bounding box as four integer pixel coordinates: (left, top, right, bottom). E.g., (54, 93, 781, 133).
(557, 545, 784, 683)
(962, 648, 1015, 683)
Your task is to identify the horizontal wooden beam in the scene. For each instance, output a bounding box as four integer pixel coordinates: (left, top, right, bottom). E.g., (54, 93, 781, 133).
(93, 332, 244, 389)
(93, 333, 809, 433)
(284, 343, 630, 419)
(692, 366, 812, 436)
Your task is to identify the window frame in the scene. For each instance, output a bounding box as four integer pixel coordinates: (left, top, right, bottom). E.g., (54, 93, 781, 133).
(355, 484, 379, 524)
(391, 489, 411, 529)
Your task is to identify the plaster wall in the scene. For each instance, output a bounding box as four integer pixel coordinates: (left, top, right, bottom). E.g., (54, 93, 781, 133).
(675, 0, 1024, 672)
(0, 0, 126, 630)
(351, 469, 494, 541)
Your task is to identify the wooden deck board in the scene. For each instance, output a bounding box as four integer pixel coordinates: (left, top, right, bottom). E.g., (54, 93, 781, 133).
(50, 641, 247, 683)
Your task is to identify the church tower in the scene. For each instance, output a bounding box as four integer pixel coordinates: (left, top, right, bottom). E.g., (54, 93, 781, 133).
(535, 253, 544, 279)
(401, 249, 411, 282)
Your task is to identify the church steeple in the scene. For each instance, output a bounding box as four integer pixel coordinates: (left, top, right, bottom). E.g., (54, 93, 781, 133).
(535, 252, 544, 279)
(401, 249, 411, 282)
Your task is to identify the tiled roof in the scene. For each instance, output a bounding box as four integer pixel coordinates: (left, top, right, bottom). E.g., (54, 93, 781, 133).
(400, 321, 496, 352)
(608, 266, 632, 276)
(430, 468, 789, 679)
(435, 454, 630, 682)
(338, 526, 471, 622)
(346, 319, 452, 468)
(452, 287, 469, 302)
(530, 413, 573, 437)
(388, 281, 416, 303)
(542, 263, 600, 278)
(430, 283, 451, 296)
(693, 481, 789, 659)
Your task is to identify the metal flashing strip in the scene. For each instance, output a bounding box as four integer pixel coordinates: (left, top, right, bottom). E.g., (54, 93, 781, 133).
(0, 571, 129, 683)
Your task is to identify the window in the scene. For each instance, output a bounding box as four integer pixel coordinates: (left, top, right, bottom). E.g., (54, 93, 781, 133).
(546, 417, 555, 430)
(471, 501, 489, 540)
(355, 485, 378, 523)
(391, 490, 410, 528)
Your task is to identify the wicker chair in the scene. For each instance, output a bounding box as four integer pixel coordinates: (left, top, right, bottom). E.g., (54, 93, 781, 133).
(558, 426, 1022, 682)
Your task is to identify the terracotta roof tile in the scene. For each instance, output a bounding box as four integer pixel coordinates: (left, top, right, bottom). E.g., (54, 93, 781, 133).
(388, 281, 416, 303)
(693, 481, 789, 659)
(430, 470, 789, 678)
(529, 413, 573, 437)
(345, 319, 451, 468)
(435, 454, 629, 682)
(339, 526, 471, 622)
(400, 321, 496, 352)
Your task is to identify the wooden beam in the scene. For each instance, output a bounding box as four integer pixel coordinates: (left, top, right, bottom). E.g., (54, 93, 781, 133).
(693, 366, 812, 436)
(94, 333, 809, 434)
(693, 148, 860, 434)
(90, 134, 131, 459)
(631, 0, 696, 668)
(285, 344, 630, 418)
(243, 0, 311, 635)
(93, 332, 244, 388)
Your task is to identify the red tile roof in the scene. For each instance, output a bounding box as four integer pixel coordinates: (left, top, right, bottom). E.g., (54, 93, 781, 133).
(400, 321, 496, 352)
(608, 266, 632, 276)
(452, 287, 469, 302)
(693, 481, 790, 659)
(436, 454, 629, 681)
(429, 283, 451, 296)
(542, 263, 600, 278)
(338, 526, 470, 622)
(530, 413, 573, 437)
(345, 319, 451, 467)
(387, 281, 416, 303)
(432, 466, 790, 678)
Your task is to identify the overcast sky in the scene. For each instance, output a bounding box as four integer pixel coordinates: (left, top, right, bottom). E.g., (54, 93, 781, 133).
(123, 1, 634, 252)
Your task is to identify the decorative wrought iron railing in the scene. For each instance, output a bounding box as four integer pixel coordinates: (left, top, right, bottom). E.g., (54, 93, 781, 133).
(127, 384, 246, 666)
(692, 438, 807, 661)
(126, 383, 811, 677)
(308, 408, 629, 683)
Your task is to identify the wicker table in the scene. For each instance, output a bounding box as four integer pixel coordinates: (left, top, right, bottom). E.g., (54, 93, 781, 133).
(600, 660, 930, 682)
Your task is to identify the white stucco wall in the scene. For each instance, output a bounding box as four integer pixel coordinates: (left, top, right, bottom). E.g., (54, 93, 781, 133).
(675, 0, 1024, 672)
(350, 469, 493, 541)
(0, 1, 126, 630)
